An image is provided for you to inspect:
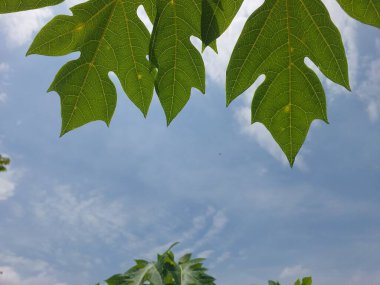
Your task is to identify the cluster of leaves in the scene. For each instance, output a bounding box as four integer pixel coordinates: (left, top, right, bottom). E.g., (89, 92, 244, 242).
(0, 1, 379, 165)
(97, 243, 311, 285)
(98, 243, 215, 285)
(0, 155, 10, 172)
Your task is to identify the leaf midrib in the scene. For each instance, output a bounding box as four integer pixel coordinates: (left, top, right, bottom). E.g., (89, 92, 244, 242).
(29, 0, 117, 53)
(286, 0, 294, 163)
(61, 0, 117, 133)
(121, 1, 147, 115)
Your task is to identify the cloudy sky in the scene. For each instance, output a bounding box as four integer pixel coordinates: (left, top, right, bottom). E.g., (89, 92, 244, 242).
(1, 1, 380, 285)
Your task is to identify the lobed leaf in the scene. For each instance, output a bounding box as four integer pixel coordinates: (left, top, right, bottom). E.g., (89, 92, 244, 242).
(227, 0, 350, 166)
(0, 0, 64, 13)
(28, 0, 156, 136)
(337, 0, 380, 28)
(150, 0, 205, 125)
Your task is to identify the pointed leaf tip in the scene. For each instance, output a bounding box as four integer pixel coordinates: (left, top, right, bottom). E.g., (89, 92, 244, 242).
(227, 0, 347, 165)
(29, 0, 155, 134)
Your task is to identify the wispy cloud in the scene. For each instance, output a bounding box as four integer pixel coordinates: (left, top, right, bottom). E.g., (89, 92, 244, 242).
(0, 253, 67, 285)
(0, 9, 53, 47)
(144, 207, 228, 259)
(33, 185, 129, 243)
(280, 265, 311, 280)
(0, 63, 10, 103)
(0, 171, 17, 201)
(357, 41, 380, 122)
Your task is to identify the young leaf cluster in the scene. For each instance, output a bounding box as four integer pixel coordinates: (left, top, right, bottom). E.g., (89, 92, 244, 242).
(97, 243, 312, 285)
(1, 0, 379, 165)
(98, 243, 216, 285)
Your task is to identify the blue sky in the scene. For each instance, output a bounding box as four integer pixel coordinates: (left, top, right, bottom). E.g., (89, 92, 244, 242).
(0, 1, 380, 285)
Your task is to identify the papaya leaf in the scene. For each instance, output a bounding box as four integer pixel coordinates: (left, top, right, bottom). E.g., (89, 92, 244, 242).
(122, 260, 164, 285)
(149, 0, 205, 125)
(0, 0, 64, 13)
(99, 244, 216, 285)
(175, 254, 216, 285)
(337, 0, 380, 28)
(27, 0, 156, 136)
(201, 0, 244, 46)
(226, 0, 350, 166)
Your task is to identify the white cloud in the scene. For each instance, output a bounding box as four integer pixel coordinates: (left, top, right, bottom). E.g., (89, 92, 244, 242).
(0, 171, 16, 201)
(144, 207, 228, 260)
(0, 253, 67, 285)
(193, 209, 227, 249)
(0, 92, 7, 103)
(0, 63, 10, 103)
(33, 185, 129, 243)
(0, 8, 54, 47)
(280, 265, 311, 279)
(358, 57, 380, 122)
(0, 63, 10, 73)
(197, 250, 214, 259)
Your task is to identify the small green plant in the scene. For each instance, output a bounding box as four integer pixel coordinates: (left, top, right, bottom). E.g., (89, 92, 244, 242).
(97, 243, 312, 285)
(0, 155, 10, 172)
(98, 243, 215, 285)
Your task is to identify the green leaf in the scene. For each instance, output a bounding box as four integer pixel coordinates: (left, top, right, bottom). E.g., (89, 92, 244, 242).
(150, 0, 205, 125)
(175, 254, 215, 285)
(27, 0, 156, 136)
(104, 274, 127, 285)
(124, 261, 164, 285)
(268, 281, 280, 285)
(301, 276, 312, 285)
(0, 0, 64, 13)
(337, 0, 380, 28)
(201, 0, 244, 46)
(0, 155, 10, 172)
(226, 0, 350, 166)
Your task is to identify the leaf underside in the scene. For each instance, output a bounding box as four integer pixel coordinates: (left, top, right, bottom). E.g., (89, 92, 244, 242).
(227, 0, 350, 166)
(103, 245, 216, 285)
(201, 0, 244, 46)
(1, 0, 380, 166)
(150, 0, 205, 125)
(28, 0, 156, 136)
(337, 0, 380, 28)
(0, 0, 64, 13)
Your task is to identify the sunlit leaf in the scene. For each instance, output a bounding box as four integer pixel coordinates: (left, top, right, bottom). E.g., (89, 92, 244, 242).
(227, 0, 350, 165)
(337, 0, 380, 28)
(150, 0, 205, 124)
(201, 0, 244, 46)
(0, 0, 64, 13)
(28, 0, 156, 135)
